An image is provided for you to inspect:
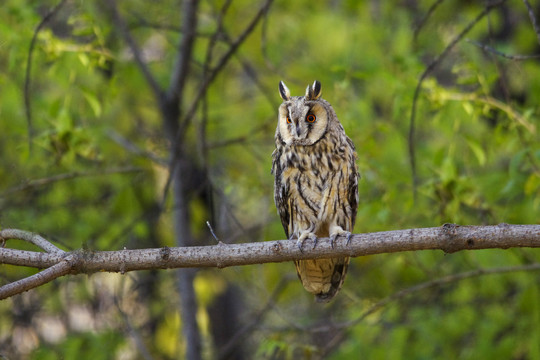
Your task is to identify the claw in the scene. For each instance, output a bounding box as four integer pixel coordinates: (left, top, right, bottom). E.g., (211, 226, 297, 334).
(346, 232, 353, 246)
(312, 236, 318, 250)
(329, 233, 337, 249)
(329, 227, 352, 248)
(296, 231, 317, 252)
(296, 238, 305, 253)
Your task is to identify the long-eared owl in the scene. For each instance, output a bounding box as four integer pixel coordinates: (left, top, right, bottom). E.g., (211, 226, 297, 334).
(271, 80, 359, 302)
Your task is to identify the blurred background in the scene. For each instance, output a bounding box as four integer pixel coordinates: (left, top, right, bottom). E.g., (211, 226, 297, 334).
(1, 0, 539, 359)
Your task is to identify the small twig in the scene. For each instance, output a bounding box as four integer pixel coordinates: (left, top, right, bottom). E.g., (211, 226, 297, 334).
(24, 0, 68, 151)
(220, 29, 277, 108)
(0, 229, 64, 254)
(206, 221, 222, 244)
(408, 0, 507, 198)
(434, 91, 536, 132)
(467, 39, 540, 60)
(108, 131, 167, 165)
(523, 0, 540, 46)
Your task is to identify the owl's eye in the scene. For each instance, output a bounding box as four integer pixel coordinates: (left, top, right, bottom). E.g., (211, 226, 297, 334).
(306, 114, 316, 123)
(286, 116, 292, 124)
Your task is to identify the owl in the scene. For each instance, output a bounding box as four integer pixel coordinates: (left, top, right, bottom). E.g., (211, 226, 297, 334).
(271, 80, 359, 302)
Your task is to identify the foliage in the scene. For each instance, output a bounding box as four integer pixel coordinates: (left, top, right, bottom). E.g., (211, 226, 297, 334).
(0, 0, 539, 359)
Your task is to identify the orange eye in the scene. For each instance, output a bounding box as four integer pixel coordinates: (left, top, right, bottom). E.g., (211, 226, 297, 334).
(306, 114, 316, 123)
(286, 116, 292, 124)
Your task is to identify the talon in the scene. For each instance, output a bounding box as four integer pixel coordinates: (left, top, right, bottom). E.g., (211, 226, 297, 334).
(312, 236, 318, 249)
(296, 238, 305, 253)
(346, 232, 353, 246)
(296, 232, 317, 252)
(329, 234, 337, 249)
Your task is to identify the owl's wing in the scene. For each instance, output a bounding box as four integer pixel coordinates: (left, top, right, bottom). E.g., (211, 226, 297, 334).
(271, 148, 291, 238)
(346, 138, 360, 230)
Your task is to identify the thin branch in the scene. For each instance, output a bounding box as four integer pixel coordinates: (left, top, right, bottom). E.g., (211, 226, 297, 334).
(299, 262, 540, 341)
(1, 224, 539, 299)
(108, 131, 167, 165)
(0, 229, 64, 254)
(523, 0, 540, 46)
(179, 0, 274, 133)
(24, 0, 68, 151)
(408, 0, 506, 198)
(0, 166, 144, 198)
(115, 296, 155, 360)
(467, 39, 540, 60)
(106, 0, 163, 100)
(217, 277, 290, 360)
(413, 0, 446, 43)
(0, 254, 74, 299)
(435, 91, 536, 133)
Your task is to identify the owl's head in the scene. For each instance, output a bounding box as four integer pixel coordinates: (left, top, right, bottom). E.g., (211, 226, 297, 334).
(276, 80, 332, 146)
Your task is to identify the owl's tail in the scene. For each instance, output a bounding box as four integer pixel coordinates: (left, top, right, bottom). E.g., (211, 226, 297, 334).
(294, 257, 350, 303)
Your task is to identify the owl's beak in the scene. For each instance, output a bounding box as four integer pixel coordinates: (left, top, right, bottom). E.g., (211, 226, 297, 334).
(295, 122, 302, 137)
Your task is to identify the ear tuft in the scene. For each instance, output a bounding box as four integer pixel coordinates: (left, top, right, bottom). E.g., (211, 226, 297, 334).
(305, 80, 322, 100)
(312, 80, 322, 99)
(279, 81, 291, 101)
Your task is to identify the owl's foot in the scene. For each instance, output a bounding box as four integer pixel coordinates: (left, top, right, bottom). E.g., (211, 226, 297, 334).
(329, 227, 352, 248)
(296, 231, 318, 252)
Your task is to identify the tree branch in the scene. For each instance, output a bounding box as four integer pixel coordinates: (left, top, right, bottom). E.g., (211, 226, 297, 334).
(0, 166, 143, 198)
(408, 0, 506, 197)
(0, 229, 65, 254)
(166, 0, 199, 104)
(160, 0, 274, 204)
(0, 253, 75, 299)
(523, 0, 540, 46)
(106, 0, 163, 100)
(24, 0, 68, 151)
(467, 39, 540, 60)
(1, 224, 539, 299)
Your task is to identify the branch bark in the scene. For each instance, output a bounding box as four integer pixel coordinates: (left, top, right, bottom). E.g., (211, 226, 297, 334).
(1, 224, 539, 300)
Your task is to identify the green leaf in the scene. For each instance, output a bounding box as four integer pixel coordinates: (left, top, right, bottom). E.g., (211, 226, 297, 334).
(466, 138, 486, 166)
(83, 90, 102, 117)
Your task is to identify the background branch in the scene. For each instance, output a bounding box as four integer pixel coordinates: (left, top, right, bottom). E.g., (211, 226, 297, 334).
(106, 0, 163, 100)
(24, 0, 68, 151)
(523, 0, 540, 46)
(408, 0, 506, 197)
(467, 38, 540, 60)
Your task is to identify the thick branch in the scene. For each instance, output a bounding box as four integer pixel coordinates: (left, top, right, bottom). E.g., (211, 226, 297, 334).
(1, 224, 539, 273)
